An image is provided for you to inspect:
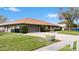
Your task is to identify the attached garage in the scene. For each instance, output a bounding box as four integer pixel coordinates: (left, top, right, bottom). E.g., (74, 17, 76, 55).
(28, 25, 40, 32)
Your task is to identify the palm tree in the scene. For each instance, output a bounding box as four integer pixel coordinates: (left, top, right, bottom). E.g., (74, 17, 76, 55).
(59, 7, 79, 30)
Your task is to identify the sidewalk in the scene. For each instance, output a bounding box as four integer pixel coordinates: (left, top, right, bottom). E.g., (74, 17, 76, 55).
(34, 40, 71, 51)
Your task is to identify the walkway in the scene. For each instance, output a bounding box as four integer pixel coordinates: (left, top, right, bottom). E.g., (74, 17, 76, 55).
(25, 32, 79, 51)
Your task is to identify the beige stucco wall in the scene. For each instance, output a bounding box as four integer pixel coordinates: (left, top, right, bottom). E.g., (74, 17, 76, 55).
(4, 25, 40, 33)
(1, 24, 55, 33)
(4, 25, 16, 32)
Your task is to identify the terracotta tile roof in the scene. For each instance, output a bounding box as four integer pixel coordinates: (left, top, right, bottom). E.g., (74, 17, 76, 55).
(13, 18, 54, 26)
(0, 18, 57, 26)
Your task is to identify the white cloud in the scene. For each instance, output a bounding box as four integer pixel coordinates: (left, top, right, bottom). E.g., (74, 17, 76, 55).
(8, 7, 20, 12)
(1, 7, 20, 12)
(46, 13, 58, 18)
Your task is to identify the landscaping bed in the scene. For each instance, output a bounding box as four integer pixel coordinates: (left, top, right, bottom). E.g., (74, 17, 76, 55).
(0, 33, 59, 51)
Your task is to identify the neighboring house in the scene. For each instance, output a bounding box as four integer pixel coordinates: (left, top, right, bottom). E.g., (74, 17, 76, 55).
(0, 18, 62, 33)
(58, 20, 68, 30)
(56, 24, 66, 31)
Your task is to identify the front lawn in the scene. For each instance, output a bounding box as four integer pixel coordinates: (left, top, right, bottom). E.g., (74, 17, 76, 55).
(59, 41, 77, 51)
(58, 30, 79, 35)
(59, 45, 73, 51)
(0, 33, 59, 51)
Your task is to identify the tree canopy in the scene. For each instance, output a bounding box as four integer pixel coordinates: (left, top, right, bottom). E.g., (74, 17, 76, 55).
(0, 15, 7, 23)
(59, 7, 79, 28)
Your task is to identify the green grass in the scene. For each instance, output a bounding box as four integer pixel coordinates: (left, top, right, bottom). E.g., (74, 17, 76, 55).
(59, 45, 73, 51)
(59, 41, 77, 51)
(73, 41, 77, 51)
(58, 30, 79, 35)
(0, 33, 59, 51)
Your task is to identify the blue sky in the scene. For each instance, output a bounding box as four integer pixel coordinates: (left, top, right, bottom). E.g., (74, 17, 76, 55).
(0, 7, 61, 23)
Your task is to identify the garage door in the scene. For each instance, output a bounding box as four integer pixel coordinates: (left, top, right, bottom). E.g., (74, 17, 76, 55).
(28, 25, 40, 32)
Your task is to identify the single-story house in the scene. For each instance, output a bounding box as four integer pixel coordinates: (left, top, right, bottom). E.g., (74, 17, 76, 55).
(54, 24, 66, 31)
(0, 18, 62, 33)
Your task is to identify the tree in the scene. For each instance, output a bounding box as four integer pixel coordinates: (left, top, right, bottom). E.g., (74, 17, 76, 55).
(58, 20, 68, 24)
(59, 7, 79, 29)
(0, 15, 7, 23)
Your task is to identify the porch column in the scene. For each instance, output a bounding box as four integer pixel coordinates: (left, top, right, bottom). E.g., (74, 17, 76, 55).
(5, 26, 8, 32)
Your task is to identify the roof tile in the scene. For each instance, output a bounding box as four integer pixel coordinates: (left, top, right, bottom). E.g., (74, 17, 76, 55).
(14, 18, 54, 26)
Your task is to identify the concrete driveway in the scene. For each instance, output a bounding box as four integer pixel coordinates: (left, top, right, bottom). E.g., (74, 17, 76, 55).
(24, 32, 79, 51)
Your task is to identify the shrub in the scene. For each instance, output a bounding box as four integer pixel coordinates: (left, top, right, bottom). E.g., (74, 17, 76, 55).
(40, 26, 45, 32)
(20, 25, 28, 33)
(40, 26, 50, 32)
(45, 35, 55, 41)
(51, 35, 55, 41)
(54, 29, 61, 31)
(73, 41, 77, 51)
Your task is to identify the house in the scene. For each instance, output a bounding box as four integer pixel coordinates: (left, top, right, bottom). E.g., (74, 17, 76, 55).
(55, 24, 66, 31)
(0, 18, 62, 33)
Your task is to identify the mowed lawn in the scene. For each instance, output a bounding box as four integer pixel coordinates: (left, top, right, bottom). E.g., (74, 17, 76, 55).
(58, 30, 79, 35)
(59, 45, 73, 51)
(0, 33, 59, 51)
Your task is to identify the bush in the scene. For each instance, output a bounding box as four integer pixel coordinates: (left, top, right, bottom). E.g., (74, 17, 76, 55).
(20, 25, 28, 33)
(45, 35, 55, 41)
(73, 41, 77, 51)
(40, 26, 50, 32)
(54, 29, 61, 31)
(72, 24, 77, 28)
